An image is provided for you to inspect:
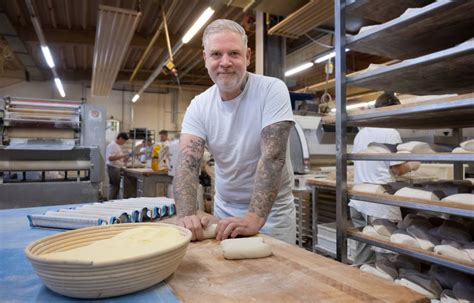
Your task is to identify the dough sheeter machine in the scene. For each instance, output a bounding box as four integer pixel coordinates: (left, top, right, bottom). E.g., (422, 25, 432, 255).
(0, 96, 106, 208)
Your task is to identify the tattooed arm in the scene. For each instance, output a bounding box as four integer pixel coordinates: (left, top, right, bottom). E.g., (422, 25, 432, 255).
(216, 121, 294, 240)
(173, 133, 209, 240)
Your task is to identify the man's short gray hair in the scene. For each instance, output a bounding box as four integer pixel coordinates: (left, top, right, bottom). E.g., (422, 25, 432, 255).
(202, 19, 248, 49)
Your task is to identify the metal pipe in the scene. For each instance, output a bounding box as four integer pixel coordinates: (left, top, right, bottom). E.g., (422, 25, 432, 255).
(136, 41, 183, 96)
(161, 6, 174, 62)
(129, 1, 179, 83)
(335, 0, 348, 263)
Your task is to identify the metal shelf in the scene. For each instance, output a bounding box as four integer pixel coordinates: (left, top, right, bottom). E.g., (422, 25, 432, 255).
(348, 153, 474, 163)
(347, 1, 474, 60)
(346, 0, 434, 23)
(349, 192, 474, 218)
(347, 95, 474, 129)
(347, 229, 474, 275)
(333, 0, 474, 273)
(347, 41, 474, 95)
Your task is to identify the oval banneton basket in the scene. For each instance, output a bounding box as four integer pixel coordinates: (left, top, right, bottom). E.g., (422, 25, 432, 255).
(25, 223, 192, 299)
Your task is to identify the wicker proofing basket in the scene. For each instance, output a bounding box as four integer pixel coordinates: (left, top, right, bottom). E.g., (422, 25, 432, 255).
(25, 223, 192, 299)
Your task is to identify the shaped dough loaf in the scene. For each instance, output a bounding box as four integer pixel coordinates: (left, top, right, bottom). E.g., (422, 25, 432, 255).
(440, 290, 459, 303)
(221, 237, 272, 260)
(434, 244, 471, 263)
(452, 147, 471, 154)
(395, 187, 440, 201)
(395, 278, 439, 299)
(372, 219, 397, 237)
(362, 225, 390, 241)
(352, 183, 387, 195)
(460, 139, 474, 152)
(360, 263, 394, 281)
(442, 194, 474, 206)
(397, 141, 435, 154)
(406, 225, 439, 251)
(202, 224, 217, 239)
(390, 230, 420, 248)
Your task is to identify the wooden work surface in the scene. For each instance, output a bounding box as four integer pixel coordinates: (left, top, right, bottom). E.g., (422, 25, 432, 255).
(122, 167, 169, 177)
(306, 178, 354, 190)
(162, 213, 428, 303)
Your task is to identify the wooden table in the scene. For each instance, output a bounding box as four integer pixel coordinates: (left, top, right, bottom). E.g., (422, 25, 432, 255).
(122, 167, 173, 198)
(163, 214, 428, 302)
(2, 207, 427, 302)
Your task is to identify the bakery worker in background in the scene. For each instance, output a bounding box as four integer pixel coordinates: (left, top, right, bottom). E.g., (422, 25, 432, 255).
(349, 92, 421, 265)
(106, 132, 129, 200)
(174, 19, 296, 244)
(158, 129, 169, 144)
(139, 138, 154, 163)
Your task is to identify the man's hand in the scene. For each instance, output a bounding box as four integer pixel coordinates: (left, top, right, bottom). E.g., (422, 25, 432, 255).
(177, 215, 209, 241)
(216, 213, 266, 241)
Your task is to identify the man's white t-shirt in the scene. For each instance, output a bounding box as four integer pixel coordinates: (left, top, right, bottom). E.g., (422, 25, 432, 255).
(349, 127, 403, 220)
(181, 72, 295, 242)
(106, 141, 124, 167)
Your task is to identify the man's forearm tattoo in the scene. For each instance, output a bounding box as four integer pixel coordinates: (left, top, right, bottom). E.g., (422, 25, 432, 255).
(249, 121, 293, 219)
(173, 137, 206, 217)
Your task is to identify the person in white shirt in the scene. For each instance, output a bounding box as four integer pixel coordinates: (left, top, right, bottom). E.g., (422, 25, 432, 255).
(158, 129, 169, 143)
(174, 19, 296, 244)
(349, 92, 420, 264)
(106, 132, 129, 200)
(139, 138, 153, 163)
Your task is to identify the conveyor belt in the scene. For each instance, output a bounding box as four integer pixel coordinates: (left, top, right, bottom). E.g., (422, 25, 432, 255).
(27, 197, 176, 230)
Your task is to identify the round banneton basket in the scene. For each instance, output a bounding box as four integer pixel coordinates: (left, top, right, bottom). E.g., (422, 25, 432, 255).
(25, 223, 192, 299)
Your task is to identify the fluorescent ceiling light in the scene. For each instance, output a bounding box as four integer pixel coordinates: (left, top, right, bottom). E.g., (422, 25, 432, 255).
(182, 7, 215, 44)
(41, 46, 55, 68)
(132, 94, 140, 103)
(285, 62, 314, 77)
(315, 49, 350, 64)
(331, 100, 375, 112)
(54, 78, 66, 97)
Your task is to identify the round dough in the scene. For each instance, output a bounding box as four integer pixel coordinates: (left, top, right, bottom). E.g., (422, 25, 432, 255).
(41, 226, 185, 263)
(220, 237, 272, 260)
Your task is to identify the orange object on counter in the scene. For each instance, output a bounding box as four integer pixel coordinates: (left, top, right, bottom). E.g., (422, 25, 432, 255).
(151, 144, 161, 171)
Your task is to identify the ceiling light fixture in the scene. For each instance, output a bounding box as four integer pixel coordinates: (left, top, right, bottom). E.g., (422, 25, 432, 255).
(331, 100, 375, 112)
(54, 78, 66, 98)
(285, 62, 314, 77)
(182, 7, 215, 44)
(41, 46, 55, 68)
(25, 0, 66, 97)
(132, 94, 140, 103)
(315, 48, 350, 64)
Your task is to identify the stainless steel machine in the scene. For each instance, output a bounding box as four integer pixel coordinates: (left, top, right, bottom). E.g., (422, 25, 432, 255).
(0, 96, 106, 208)
(289, 115, 356, 175)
